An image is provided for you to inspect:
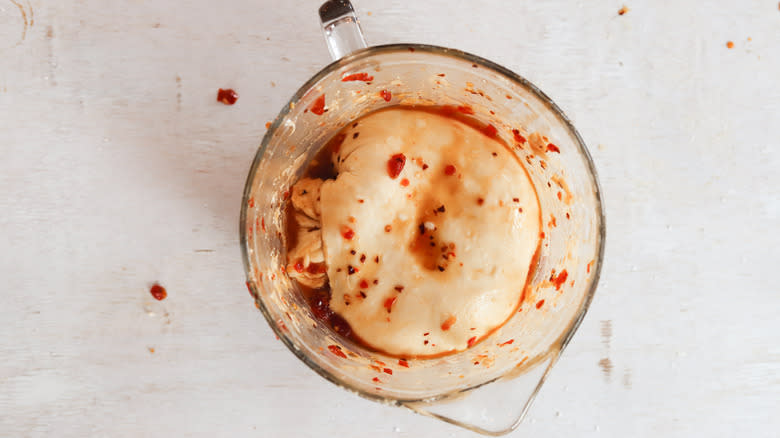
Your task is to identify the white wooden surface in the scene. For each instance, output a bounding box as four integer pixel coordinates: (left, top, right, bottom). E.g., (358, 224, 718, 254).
(2, 0, 778, 436)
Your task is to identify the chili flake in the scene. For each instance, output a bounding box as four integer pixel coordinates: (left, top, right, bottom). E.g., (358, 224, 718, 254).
(217, 88, 238, 105)
(379, 89, 392, 101)
(481, 124, 498, 138)
(150, 283, 167, 301)
(467, 336, 477, 347)
(444, 165, 456, 175)
(342, 72, 374, 82)
(441, 315, 456, 331)
(536, 299, 545, 309)
(398, 359, 409, 368)
(384, 297, 396, 312)
(512, 129, 527, 144)
(328, 345, 347, 359)
(551, 269, 568, 290)
(387, 153, 406, 179)
(309, 94, 326, 115)
(341, 226, 355, 240)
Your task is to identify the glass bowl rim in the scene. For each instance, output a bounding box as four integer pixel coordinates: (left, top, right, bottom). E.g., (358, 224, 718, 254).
(239, 42, 606, 405)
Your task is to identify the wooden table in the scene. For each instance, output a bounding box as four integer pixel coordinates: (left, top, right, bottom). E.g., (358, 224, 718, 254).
(2, 0, 778, 436)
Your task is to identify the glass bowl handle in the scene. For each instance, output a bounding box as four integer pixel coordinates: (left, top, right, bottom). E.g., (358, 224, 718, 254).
(403, 350, 562, 436)
(319, 0, 368, 61)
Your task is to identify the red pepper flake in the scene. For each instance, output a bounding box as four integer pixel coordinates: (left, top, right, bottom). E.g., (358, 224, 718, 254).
(359, 279, 369, 289)
(481, 124, 498, 138)
(400, 178, 410, 187)
(374, 256, 380, 264)
(726, 41, 734, 49)
(424, 340, 429, 345)
(342, 72, 374, 82)
(384, 297, 396, 312)
(387, 153, 406, 179)
(499, 339, 514, 347)
(423, 332, 430, 336)
(294, 260, 304, 273)
(546, 143, 561, 153)
(557, 191, 563, 200)
(247, 197, 255, 208)
(260, 217, 266, 232)
(444, 165, 456, 176)
(369, 364, 382, 372)
(359, 254, 366, 263)
(398, 359, 409, 368)
(245, 281, 253, 297)
(467, 336, 477, 347)
(536, 299, 545, 309)
(328, 344, 347, 359)
(394, 285, 404, 292)
(437, 73, 446, 77)
(383, 368, 393, 375)
(618, 5, 629, 15)
(217, 88, 238, 105)
(512, 129, 527, 144)
(309, 94, 326, 115)
(441, 315, 456, 331)
(422, 163, 429, 170)
(372, 377, 381, 383)
(379, 89, 392, 101)
(282, 190, 290, 200)
(384, 225, 392, 233)
(456, 105, 474, 115)
(341, 226, 355, 240)
(150, 283, 167, 300)
(477, 198, 485, 206)
(347, 265, 358, 275)
(587, 261, 593, 273)
(357, 198, 364, 203)
(551, 269, 568, 290)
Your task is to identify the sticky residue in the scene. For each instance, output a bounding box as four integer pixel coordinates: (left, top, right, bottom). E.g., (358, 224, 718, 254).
(598, 357, 613, 381)
(600, 320, 612, 349)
